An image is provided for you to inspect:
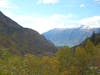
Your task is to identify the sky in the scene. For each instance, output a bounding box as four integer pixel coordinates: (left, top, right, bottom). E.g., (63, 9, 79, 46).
(0, 0, 100, 33)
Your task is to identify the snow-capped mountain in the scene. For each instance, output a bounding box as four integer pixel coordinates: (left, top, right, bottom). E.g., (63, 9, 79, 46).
(43, 25, 100, 47)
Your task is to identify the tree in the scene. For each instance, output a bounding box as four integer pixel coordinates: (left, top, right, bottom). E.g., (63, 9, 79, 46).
(75, 46, 89, 75)
(56, 46, 73, 73)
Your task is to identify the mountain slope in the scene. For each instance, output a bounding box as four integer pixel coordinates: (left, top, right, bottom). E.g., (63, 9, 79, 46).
(43, 26, 100, 47)
(83, 32, 100, 46)
(0, 11, 57, 55)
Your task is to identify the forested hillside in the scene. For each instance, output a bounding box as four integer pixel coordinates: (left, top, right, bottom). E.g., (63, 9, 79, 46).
(0, 33, 99, 75)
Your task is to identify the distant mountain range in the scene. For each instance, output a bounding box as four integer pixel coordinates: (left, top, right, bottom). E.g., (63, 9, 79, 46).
(43, 26, 100, 47)
(0, 11, 57, 55)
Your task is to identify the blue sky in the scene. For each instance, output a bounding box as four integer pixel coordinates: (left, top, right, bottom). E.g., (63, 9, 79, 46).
(0, 0, 100, 33)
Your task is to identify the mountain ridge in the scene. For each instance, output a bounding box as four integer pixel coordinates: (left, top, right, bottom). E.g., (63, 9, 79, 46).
(43, 26, 100, 47)
(0, 11, 57, 55)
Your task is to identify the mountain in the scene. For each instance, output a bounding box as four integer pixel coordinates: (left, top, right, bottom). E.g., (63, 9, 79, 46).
(43, 26, 100, 47)
(83, 32, 100, 46)
(0, 11, 57, 55)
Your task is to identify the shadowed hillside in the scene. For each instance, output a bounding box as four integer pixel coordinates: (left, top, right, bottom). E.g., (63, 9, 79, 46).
(0, 11, 57, 55)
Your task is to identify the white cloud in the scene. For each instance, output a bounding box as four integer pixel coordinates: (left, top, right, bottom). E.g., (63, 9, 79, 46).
(80, 4, 85, 8)
(0, 0, 18, 8)
(4, 12, 100, 33)
(0, 0, 9, 8)
(38, 0, 59, 4)
(79, 16, 100, 28)
(6, 13, 73, 33)
(94, 0, 100, 4)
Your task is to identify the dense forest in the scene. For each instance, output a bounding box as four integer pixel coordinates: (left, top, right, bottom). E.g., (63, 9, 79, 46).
(0, 39, 99, 75)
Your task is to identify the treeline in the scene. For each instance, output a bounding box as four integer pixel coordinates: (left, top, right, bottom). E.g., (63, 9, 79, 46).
(0, 40, 100, 75)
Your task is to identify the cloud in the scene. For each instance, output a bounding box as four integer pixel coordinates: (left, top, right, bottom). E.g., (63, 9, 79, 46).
(38, 0, 59, 4)
(5, 12, 100, 33)
(80, 4, 85, 8)
(0, 0, 18, 8)
(94, 0, 100, 4)
(79, 16, 100, 28)
(6, 13, 73, 33)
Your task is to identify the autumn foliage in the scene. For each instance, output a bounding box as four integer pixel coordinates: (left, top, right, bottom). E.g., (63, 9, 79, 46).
(0, 40, 100, 75)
